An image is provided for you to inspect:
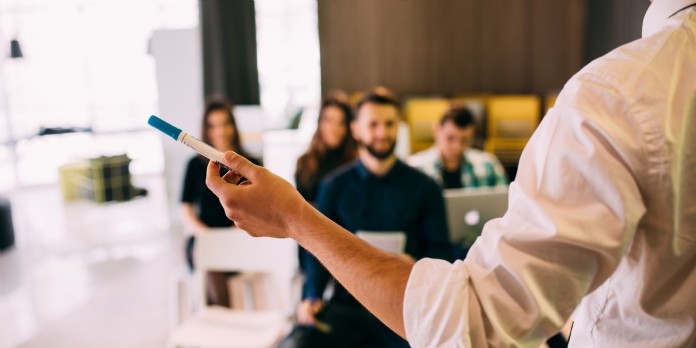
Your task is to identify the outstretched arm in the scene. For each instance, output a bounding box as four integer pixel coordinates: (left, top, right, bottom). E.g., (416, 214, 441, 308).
(207, 68, 648, 346)
(206, 152, 414, 337)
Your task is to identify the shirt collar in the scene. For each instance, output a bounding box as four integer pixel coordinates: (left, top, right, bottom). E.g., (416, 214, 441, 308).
(356, 158, 402, 181)
(433, 150, 469, 171)
(643, 0, 696, 37)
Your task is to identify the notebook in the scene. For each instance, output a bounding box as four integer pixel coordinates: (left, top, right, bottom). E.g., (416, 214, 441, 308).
(356, 231, 406, 254)
(444, 187, 508, 247)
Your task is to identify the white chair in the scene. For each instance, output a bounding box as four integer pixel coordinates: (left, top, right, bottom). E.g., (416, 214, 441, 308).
(169, 228, 299, 348)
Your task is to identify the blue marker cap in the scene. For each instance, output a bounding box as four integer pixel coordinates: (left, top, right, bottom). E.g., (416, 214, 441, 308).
(148, 115, 182, 140)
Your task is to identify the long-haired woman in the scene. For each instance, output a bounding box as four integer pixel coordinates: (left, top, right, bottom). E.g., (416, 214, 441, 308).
(294, 96, 357, 272)
(181, 96, 259, 307)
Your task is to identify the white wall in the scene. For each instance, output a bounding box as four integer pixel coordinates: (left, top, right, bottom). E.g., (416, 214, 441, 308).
(262, 129, 310, 186)
(151, 28, 204, 230)
(0, 25, 18, 193)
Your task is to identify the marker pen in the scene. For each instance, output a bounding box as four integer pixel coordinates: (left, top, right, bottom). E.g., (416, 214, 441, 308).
(147, 115, 228, 169)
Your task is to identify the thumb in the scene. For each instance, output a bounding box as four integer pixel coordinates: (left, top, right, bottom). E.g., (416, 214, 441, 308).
(220, 151, 259, 182)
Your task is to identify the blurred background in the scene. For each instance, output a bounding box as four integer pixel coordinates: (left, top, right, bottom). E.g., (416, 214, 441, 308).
(0, 1, 649, 347)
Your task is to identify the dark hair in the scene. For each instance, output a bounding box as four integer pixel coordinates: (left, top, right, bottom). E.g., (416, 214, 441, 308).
(355, 86, 401, 118)
(440, 106, 476, 129)
(200, 96, 251, 159)
(296, 97, 357, 188)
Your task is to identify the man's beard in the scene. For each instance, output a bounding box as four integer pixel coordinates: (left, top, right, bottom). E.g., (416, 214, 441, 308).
(359, 139, 396, 160)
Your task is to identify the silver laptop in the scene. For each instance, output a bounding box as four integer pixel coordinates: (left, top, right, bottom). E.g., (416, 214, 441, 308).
(444, 187, 508, 247)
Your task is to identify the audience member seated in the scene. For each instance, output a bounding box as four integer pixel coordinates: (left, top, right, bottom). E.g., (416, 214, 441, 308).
(408, 106, 568, 348)
(278, 87, 451, 348)
(408, 105, 508, 189)
(181, 96, 260, 307)
(294, 96, 357, 273)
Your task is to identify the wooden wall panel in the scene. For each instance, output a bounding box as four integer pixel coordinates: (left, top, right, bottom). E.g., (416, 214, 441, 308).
(585, 0, 649, 63)
(319, 0, 587, 96)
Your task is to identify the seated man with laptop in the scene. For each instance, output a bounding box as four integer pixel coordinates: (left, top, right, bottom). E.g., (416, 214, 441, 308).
(408, 106, 568, 348)
(280, 88, 451, 348)
(408, 105, 508, 189)
(409, 105, 509, 262)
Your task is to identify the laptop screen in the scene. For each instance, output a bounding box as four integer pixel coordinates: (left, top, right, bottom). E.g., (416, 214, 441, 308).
(444, 187, 508, 247)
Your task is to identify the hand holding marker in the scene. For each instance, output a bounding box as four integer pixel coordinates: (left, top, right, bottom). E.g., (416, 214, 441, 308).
(148, 115, 235, 173)
(150, 114, 332, 332)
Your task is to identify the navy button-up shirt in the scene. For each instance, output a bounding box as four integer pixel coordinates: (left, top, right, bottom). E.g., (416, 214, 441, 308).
(303, 159, 451, 305)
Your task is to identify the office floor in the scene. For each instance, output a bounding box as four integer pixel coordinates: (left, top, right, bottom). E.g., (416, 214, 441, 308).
(0, 174, 570, 348)
(0, 175, 185, 348)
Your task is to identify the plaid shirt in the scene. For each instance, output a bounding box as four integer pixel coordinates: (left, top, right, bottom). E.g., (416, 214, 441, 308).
(407, 146, 508, 188)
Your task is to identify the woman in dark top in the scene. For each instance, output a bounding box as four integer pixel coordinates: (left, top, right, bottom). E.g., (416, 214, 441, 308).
(181, 96, 259, 307)
(294, 96, 357, 272)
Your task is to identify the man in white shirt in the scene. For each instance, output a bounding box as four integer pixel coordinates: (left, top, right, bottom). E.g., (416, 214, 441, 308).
(206, 0, 696, 346)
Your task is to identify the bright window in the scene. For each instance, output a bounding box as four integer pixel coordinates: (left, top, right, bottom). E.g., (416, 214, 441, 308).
(255, 0, 321, 128)
(0, 145, 14, 191)
(0, 0, 197, 186)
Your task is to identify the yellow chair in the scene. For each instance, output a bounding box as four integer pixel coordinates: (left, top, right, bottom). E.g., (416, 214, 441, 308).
(404, 97, 452, 154)
(348, 91, 364, 108)
(484, 95, 541, 166)
(545, 91, 559, 114)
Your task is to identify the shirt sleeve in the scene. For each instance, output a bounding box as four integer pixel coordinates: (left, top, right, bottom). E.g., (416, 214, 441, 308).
(419, 178, 453, 261)
(293, 169, 308, 200)
(302, 179, 336, 300)
(403, 73, 647, 347)
(294, 167, 317, 203)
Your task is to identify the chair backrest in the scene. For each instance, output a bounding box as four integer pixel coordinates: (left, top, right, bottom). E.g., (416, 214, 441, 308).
(404, 97, 452, 153)
(194, 228, 299, 314)
(545, 92, 559, 114)
(484, 95, 541, 166)
(486, 95, 540, 139)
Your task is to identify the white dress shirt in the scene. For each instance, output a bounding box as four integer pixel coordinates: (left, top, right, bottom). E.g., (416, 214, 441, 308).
(403, 1, 696, 347)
